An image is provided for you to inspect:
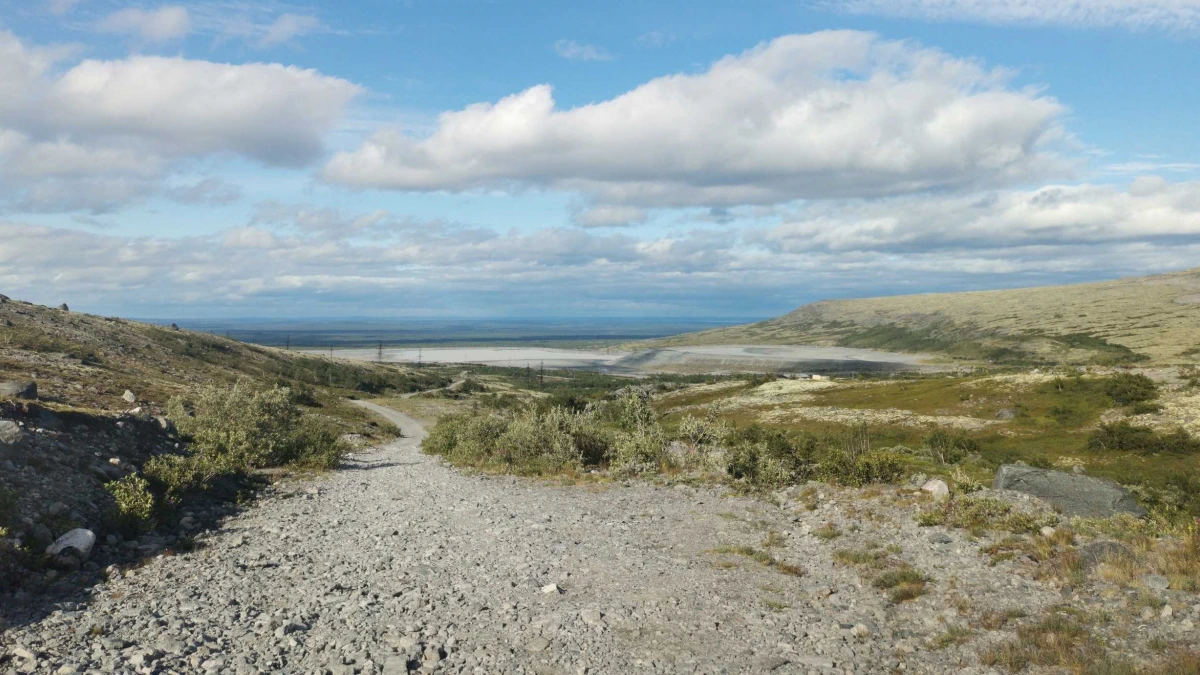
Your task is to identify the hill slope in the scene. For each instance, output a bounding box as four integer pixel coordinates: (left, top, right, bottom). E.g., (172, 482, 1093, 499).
(0, 295, 448, 413)
(649, 268, 1200, 365)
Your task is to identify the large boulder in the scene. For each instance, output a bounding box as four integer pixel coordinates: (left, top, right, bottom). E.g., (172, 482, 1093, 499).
(0, 381, 37, 400)
(993, 464, 1146, 518)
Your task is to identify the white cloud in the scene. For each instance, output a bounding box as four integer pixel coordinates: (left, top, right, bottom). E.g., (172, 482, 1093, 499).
(324, 31, 1067, 208)
(828, 0, 1200, 32)
(96, 6, 192, 43)
(553, 39, 614, 61)
(757, 179, 1200, 253)
(259, 13, 322, 48)
(7, 178, 1200, 316)
(0, 31, 361, 212)
(1105, 161, 1200, 174)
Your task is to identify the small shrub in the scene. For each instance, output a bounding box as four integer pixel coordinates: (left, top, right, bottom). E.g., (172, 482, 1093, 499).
(611, 426, 667, 476)
(1104, 372, 1158, 405)
(917, 495, 1057, 533)
(105, 474, 155, 534)
(168, 384, 300, 468)
(1131, 401, 1163, 415)
(1087, 422, 1200, 454)
(821, 448, 906, 486)
(923, 429, 978, 464)
(951, 467, 984, 493)
(724, 425, 815, 488)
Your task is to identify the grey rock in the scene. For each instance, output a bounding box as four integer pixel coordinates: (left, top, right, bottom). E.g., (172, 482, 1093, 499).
(0, 381, 37, 399)
(57, 303, 69, 311)
(0, 420, 23, 456)
(1144, 575, 1170, 591)
(46, 528, 95, 561)
(995, 408, 1016, 420)
(1078, 541, 1135, 571)
(122, 390, 137, 404)
(993, 464, 1147, 518)
(525, 637, 550, 653)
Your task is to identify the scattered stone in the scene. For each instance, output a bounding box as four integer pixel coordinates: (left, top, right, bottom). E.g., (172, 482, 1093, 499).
(921, 479, 949, 500)
(57, 303, 69, 311)
(541, 583, 561, 594)
(995, 408, 1016, 420)
(993, 464, 1147, 518)
(1144, 575, 1170, 591)
(122, 390, 138, 403)
(526, 637, 551, 653)
(1040, 526, 1057, 538)
(1079, 541, 1135, 571)
(0, 420, 24, 456)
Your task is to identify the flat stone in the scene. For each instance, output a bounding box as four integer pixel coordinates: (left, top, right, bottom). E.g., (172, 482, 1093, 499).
(1144, 574, 1170, 591)
(993, 464, 1146, 518)
(526, 637, 551, 653)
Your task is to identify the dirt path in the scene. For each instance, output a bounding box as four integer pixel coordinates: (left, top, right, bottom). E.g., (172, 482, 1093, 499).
(1, 402, 1047, 674)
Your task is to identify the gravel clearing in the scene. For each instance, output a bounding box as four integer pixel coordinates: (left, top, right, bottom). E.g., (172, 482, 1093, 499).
(1, 402, 1092, 674)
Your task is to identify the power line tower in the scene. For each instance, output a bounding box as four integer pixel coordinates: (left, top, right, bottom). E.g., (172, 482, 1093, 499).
(539, 360, 544, 385)
(286, 334, 290, 350)
(417, 347, 422, 368)
(377, 341, 383, 363)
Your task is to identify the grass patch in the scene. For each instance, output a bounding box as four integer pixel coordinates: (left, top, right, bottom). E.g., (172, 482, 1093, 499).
(979, 608, 1136, 673)
(833, 547, 888, 568)
(929, 626, 973, 650)
(813, 522, 841, 541)
(711, 545, 805, 577)
(917, 495, 1057, 534)
(872, 566, 930, 603)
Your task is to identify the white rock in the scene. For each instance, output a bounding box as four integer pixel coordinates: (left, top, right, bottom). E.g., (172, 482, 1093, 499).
(921, 479, 950, 501)
(1040, 526, 1057, 537)
(122, 390, 137, 403)
(46, 528, 95, 560)
(541, 583, 561, 594)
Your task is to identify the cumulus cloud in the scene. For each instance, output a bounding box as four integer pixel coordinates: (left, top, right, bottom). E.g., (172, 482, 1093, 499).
(828, 0, 1200, 33)
(0, 31, 361, 212)
(324, 31, 1067, 208)
(96, 6, 192, 43)
(553, 39, 613, 61)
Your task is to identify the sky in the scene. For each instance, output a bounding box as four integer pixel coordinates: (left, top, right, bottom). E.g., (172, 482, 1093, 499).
(1, 0, 1199, 320)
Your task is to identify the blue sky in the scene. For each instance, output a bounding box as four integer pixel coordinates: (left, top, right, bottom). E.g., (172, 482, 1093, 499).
(1, 0, 1199, 319)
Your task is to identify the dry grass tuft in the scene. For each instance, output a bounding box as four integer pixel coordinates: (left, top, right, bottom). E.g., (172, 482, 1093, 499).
(711, 545, 805, 577)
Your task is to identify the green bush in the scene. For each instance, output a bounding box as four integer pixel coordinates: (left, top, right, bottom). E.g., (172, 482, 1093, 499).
(1104, 372, 1157, 405)
(425, 405, 614, 474)
(105, 474, 155, 533)
(1087, 421, 1200, 454)
(143, 453, 233, 505)
(916, 495, 1057, 533)
(168, 384, 301, 469)
(724, 425, 815, 488)
(168, 383, 349, 469)
(611, 426, 668, 476)
(923, 429, 978, 464)
(1130, 401, 1163, 415)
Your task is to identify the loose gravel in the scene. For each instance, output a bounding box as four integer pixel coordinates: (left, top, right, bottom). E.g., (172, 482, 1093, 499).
(5, 401, 1194, 675)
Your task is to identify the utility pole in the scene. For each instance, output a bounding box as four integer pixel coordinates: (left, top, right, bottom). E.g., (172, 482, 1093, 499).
(377, 341, 383, 363)
(286, 334, 290, 350)
(539, 360, 544, 385)
(417, 347, 422, 368)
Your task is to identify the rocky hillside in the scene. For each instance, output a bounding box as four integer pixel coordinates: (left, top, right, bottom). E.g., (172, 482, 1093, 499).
(0, 295, 449, 601)
(648, 268, 1200, 365)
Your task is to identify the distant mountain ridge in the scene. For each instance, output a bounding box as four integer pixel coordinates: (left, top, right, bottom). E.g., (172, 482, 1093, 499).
(646, 268, 1200, 365)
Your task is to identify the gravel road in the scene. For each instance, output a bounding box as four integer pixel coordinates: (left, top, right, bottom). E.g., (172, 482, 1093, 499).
(2, 401, 1052, 674)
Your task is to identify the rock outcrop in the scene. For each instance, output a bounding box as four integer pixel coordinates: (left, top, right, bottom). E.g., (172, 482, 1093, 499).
(993, 464, 1147, 518)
